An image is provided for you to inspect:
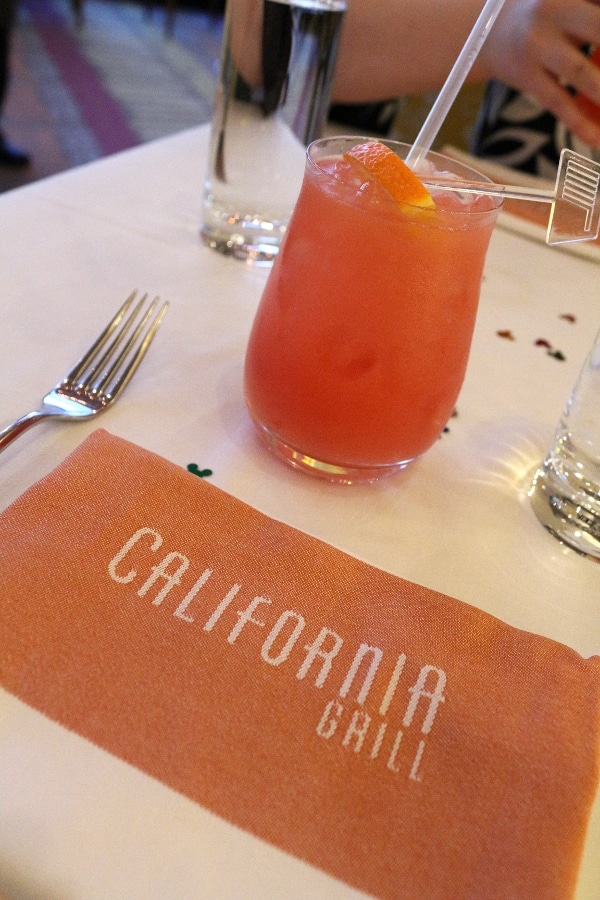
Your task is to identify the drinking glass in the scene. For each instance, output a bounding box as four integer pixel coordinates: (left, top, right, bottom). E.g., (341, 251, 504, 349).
(530, 324, 600, 559)
(201, 0, 347, 265)
(244, 137, 502, 482)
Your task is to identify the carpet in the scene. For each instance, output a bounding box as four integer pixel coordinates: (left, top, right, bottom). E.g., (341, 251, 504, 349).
(1, 0, 223, 192)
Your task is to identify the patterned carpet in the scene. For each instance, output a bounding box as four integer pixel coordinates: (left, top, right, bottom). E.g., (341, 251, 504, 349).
(1, 0, 224, 193)
(1, 0, 482, 197)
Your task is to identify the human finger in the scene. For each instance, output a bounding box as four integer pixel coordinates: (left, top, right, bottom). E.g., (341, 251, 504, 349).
(525, 64, 600, 145)
(539, 0, 600, 46)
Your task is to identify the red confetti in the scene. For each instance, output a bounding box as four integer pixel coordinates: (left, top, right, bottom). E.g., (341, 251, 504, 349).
(559, 314, 576, 323)
(535, 339, 552, 348)
(497, 329, 515, 340)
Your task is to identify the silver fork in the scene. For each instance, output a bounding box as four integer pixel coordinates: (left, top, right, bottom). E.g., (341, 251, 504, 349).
(0, 290, 168, 454)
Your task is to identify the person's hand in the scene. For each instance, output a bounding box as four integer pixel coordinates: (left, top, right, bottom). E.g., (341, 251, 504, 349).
(480, 0, 600, 146)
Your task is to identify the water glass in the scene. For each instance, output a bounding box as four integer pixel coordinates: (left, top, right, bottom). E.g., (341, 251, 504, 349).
(201, 0, 347, 265)
(530, 324, 600, 559)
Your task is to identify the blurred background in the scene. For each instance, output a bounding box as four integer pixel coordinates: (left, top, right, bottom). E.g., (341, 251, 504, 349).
(1, 0, 483, 195)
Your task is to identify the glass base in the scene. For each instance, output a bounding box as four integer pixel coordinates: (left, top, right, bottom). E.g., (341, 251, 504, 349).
(200, 224, 280, 266)
(530, 464, 600, 561)
(253, 421, 415, 484)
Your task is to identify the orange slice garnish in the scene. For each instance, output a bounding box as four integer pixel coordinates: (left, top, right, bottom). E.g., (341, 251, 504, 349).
(343, 140, 435, 209)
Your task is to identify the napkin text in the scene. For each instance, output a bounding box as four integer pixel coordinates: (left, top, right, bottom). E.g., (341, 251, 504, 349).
(108, 526, 447, 782)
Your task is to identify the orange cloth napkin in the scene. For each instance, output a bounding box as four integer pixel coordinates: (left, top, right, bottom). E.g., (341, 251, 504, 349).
(0, 429, 598, 899)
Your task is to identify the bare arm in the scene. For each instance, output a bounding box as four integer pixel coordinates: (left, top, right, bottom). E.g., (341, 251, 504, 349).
(332, 0, 487, 101)
(333, 0, 600, 147)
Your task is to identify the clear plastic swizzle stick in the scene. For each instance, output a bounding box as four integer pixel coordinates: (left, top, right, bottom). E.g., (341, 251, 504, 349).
(422, 149, 600, 245)
(548, 149, 600, 243)
(402, 0, 600, 246)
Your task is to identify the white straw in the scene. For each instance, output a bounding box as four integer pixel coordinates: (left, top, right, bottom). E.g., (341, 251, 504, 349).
(405, 0, 508, 169)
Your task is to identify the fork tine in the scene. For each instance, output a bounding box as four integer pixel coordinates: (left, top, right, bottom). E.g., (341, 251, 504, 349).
(81, 292, 150, 389)
(91, 295, 159, 394)
(93, 297, 169, 400)
(66, 290, 139, 386)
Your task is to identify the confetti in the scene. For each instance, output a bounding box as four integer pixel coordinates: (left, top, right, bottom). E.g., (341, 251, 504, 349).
(559, 314, 576, 323)
(441, 410, 458, 437)
(187, 463, 213, 478)
(497, 329, 515, 340)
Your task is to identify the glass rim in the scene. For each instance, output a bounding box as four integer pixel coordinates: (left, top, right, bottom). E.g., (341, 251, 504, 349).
(306, 135, 503, 214)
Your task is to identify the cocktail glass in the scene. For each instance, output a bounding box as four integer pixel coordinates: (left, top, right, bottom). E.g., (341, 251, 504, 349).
(244, 137, 502, 482)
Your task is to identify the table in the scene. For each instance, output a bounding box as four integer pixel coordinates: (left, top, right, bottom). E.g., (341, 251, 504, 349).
(0, 125, 598, 898)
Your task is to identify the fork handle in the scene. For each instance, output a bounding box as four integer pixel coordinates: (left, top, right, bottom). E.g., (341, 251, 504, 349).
(0, 411, 50, 454)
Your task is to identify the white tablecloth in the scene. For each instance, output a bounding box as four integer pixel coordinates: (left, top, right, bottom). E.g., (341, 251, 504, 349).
(0, 125, 598, 898)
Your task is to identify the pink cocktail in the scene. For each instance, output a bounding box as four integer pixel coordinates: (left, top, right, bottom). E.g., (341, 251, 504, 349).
(244, 137, 501, 482)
